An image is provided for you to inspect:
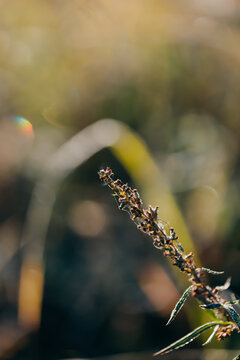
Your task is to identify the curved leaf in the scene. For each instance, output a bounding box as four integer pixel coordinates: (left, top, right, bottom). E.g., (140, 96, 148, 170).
(215, 277, 231, 291)
(153, 321, 230, 356)
(223, 305, 240, 329)
(200, 267, 224, 275)
(202, 325, 219, 346)
(166, 285, 194, 326)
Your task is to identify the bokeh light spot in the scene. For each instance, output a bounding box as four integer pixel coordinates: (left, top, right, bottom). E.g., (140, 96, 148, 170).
(13, 115, 34, 137)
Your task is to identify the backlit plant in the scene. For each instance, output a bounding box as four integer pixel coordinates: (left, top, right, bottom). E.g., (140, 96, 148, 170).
(98, 167, 240, 359)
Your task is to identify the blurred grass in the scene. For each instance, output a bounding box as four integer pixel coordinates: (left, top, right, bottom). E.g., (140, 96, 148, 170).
(0, 0, 240, 133)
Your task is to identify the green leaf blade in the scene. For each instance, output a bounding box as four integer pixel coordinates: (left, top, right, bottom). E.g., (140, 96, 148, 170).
(202, 325, 219, 346)
(223, 305, 240, 329)
(154, 321, 230, 356)
(166, 285, 194, 326)
(200, 303, 223, 310)
(200, 267, 224, 275)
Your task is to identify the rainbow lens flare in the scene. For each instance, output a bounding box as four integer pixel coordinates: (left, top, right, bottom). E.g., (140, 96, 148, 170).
(13, 116, 34, 136)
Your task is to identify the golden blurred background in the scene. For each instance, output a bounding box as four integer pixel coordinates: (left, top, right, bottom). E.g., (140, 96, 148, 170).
(0, 0, 240, 359)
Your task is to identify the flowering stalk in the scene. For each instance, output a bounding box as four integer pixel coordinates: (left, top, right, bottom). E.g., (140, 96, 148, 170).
(98, 167, 239, 348)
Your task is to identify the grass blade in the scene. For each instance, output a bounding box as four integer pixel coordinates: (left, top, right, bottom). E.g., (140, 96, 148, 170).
(154, 321, 229, 356)
(200, 267, 224, 275)
(166, 285, 194, 325)
(202, 325, 219, 346)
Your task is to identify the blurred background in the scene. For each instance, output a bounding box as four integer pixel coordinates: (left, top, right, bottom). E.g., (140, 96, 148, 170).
(0, 0, 240, 359)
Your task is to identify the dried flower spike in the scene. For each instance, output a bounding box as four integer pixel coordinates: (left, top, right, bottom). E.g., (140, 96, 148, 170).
(98, 168, 239, 355)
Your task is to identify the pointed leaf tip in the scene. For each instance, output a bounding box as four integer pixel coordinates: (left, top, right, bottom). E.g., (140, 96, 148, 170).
(215, 277, 231, 291)
(166, 285, 194, 326)
(200, 267, 224, 275)
(154, 321, 229, 356)
(202, 325, 219, 346)
(200, 303, 223, 310)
